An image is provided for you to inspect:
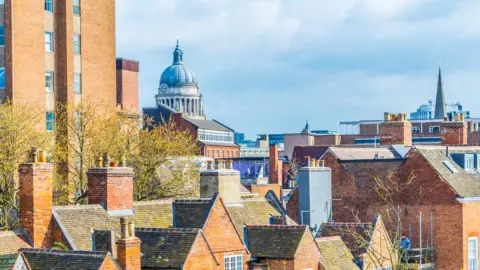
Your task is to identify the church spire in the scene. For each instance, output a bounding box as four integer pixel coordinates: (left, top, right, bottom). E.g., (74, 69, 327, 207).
(173, 39, 183, 64)
(434, 66, 446, 119)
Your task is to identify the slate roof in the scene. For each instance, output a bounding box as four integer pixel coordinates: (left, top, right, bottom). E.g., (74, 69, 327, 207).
(245, 225, 308, 259)
(20, 248, 119, 270)
(53, 199, 173, 250)
(318, 222, 373, 258)
(135, 228, 215, 269)
(316, 236, 360, 270)
(414, 145, 480, 197)
(184, 118, 232, 132)
(0, 254, 19, 270)
(173, 199, 211, 228)
(143, 105, 174, 126)
(0, 231, 31, 255)
(292, 146, 329, 163)
(326, 146, 404, 160)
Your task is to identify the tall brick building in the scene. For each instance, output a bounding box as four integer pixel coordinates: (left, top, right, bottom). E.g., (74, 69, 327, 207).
(0, 0, 126, 131)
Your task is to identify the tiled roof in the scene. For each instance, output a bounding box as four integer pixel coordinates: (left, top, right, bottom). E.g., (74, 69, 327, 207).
(135, 228, 211, 269)
(20, 248, 119, 270)
(173, 199, 211, 228)
(0, 254, 19, 269)
(245, 225, 308, 259)
(53, 199, 173, 250)
(327, 146, 403, 160)
(0, 231, 31, 255)
(318, 222, 373, 258)
(414, 145, 480, 197)
(316, 236, 360, 270)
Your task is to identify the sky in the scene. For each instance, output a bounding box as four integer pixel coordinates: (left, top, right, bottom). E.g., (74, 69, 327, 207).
(116, 0, 480, 138)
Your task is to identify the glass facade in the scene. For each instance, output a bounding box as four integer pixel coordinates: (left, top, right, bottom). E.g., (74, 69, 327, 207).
(198, 130, 233, 143)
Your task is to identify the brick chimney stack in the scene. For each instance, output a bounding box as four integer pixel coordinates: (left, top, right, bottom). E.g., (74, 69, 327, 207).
(440, 113, 468, 145)
(269, 144, 282, 184)
(87, 166, 135, 215)
(200, 160, 241, 204)
(379, 112, 412, 146)
(116, 217, 141, 270)
(18, 151, 53, 248)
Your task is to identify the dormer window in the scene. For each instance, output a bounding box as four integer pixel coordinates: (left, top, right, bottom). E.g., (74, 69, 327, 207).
(465, 154, 475, 171)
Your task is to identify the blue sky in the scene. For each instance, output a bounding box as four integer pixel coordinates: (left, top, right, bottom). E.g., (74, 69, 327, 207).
(116, 0, 480, 138)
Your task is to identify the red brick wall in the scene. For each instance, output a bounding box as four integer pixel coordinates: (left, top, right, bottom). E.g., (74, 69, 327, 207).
(202, 198, 250, 269)
(323, 150, 464, 269)
(441, 122, 467, 145)
(87, 168, 134, 211)
(269, 144, 281, 184)
(286, 187, 300, 224)
(18, 163, 54, 248)
(203, 145, 240, 159)
(314, 135, 340, 146)
(294, 231, 320, 270)
(184, 233, 218, 269)
(468, 132, 480, 144)
(116, 238, 141, 270)
(116, 59, 139, 112)
(379, 121, 412, 146)
(100, 256, 121, 270)
(265, 259, 294, 269)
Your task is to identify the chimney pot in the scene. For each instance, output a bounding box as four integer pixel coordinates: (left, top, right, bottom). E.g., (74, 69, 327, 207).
(384, 112, 391, 121)
(128, 220, 135, 238)
(318, 160, 325, 167)
(304, 156, 311, 167)
(207, 160, 214, 170)
(120, 217, 129, 239)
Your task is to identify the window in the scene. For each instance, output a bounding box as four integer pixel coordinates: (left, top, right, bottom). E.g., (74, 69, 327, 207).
(73, 0, 80, 15)
(45, 32, 53, 52)
(469, 237, 478, 270)
(0, 26, 4, 46)
(74, 73, 81, 93)
(45, 0, 53, 12)
(412, 126, 420, 134)
(224, 255, 242, 270)
(46, 71, 54, 92)
(466, 154, 475, 171)
(0, 68, 5, 89)
(46, 111, 54, 131)
(429, 126, 440, 134)
(73, 34, 81, 54)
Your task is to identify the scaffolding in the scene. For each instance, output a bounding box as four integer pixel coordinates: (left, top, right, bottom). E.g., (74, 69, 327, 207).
(401, 210, 435, 270)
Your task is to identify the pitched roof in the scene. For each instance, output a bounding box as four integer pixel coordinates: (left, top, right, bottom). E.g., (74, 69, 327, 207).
(184, 118, 232, 132)
(20, 248, 119, 270)
(318, 222, 373, 258)
(173, 199, 211, 228)
(135, 228, 215, 269)
(316, 236, 360, 270)
(292, 146, 329, 162)
(326, 146, 405, 160)
(0, 231, 31, 255)
(53, 199, 173, 250)
(245, 225, 308, 259)
(414, 145, 480, 197)
(0, 254, 19, 270)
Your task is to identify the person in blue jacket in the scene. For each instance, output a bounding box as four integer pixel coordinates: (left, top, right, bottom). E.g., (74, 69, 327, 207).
(400, 233, 411, 263)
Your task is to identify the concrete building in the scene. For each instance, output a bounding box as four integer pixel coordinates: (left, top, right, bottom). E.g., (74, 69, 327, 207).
(0, 0, 119, 130)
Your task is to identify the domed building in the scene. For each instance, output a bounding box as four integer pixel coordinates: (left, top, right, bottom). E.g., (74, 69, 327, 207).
(143, 41, 240, 159)
(155, 40, 205, 119)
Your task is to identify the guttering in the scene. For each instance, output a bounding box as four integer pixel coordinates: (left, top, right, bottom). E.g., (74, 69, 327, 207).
(456, 196, 480, 203)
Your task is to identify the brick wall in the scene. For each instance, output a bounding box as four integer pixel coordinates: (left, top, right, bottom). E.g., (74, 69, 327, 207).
(323, 150, 465, 269)
(81, 0, 116, 106)
(100, 256, 120, 270)
(203, 145, 240, 159)
(294, 230, 321, 269)
(265, 259, 294, 269)
(441, 121, 467, 145)
(313, 135, 340, 146)
(116, 59, 139, 112)
(379, 121, 412, 146)
(18, 163, 54, 249)
(184, 232, 218, 269)
(87, 167, 134, 211)
(468, 132, 480, 144)
(202, 197, 250, 269)
(116, 238, 141, 270)
(286, 187, 300, 224)
(269, 144, 281, 184)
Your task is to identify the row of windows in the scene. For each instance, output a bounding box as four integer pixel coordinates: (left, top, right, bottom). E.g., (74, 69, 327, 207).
(412, 126, 441, 134)
(45, 32, 81, 54)
(206, 149, 239, 159)
(45, 71, 81, 93)
(45, 0, 80, 15)
(199, 130, 234, 143)
(224, 255, 242, 270)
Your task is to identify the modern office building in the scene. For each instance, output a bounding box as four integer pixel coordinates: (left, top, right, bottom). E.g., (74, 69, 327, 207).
(1, 0, 118, 130)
